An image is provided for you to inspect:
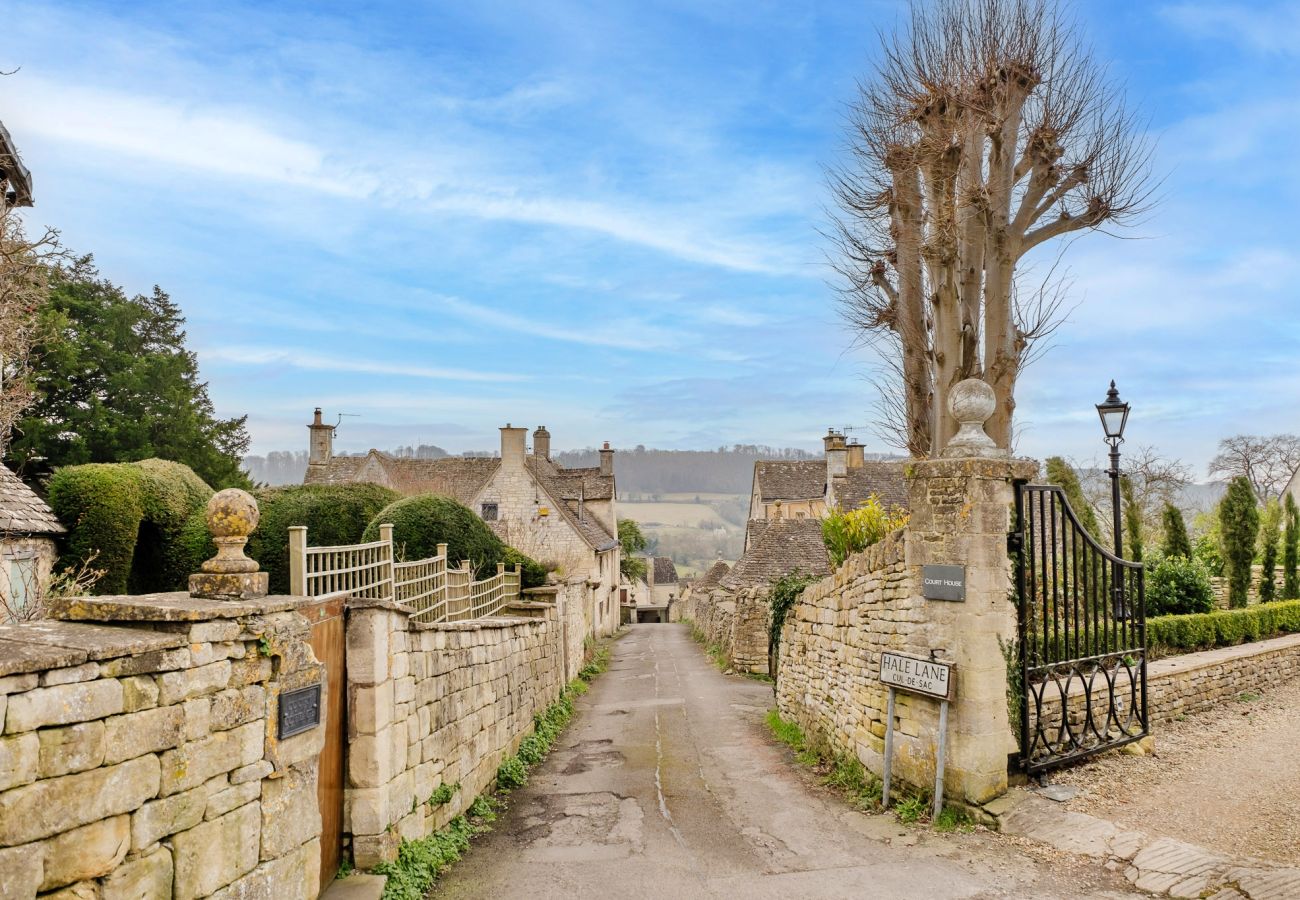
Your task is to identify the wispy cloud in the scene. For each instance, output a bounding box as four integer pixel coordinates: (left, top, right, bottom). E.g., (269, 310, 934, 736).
(202, 346, 530, 382)
(1161, 2, 1300, 55)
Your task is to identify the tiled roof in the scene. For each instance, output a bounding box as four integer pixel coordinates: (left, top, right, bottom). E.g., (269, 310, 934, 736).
(834, 461, 909, 511)
(753, 460, 825, 502)
(692, 560, 730, 592)
(652, 557, 678, 584)
(524, 457, 618, 552)
(721, 518, 829, 590)
(304, 451, 499, 506)
(0, 466, 64, 535)
(744, 518, 769, 553)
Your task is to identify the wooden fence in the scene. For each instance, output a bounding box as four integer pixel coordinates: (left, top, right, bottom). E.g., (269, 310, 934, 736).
(288, 525, 521, 623)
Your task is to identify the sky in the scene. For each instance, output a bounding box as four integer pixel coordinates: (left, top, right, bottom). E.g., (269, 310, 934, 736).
(3, 0, 1297, 474)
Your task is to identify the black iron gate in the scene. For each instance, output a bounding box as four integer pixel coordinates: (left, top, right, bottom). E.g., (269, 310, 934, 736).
(1013, 482, 1148, 773)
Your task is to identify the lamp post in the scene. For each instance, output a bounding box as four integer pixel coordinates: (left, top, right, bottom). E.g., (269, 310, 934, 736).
(1096, 380, 1131, 619)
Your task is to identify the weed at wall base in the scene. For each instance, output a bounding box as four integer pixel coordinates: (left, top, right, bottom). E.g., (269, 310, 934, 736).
(373, 643, 611, 899)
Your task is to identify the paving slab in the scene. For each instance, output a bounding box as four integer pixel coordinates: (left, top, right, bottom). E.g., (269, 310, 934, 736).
(320, 873, 386, 900)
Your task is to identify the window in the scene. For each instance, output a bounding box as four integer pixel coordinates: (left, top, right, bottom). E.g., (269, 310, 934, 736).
(7, 556, 36, 615)
(480, 503, 498, 521)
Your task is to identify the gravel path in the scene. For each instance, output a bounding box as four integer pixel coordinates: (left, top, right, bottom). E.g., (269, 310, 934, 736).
(1050, 675, 1300, 865)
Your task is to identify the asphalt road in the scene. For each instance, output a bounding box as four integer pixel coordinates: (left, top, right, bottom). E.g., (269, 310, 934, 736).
(436, 624, 1137, 900)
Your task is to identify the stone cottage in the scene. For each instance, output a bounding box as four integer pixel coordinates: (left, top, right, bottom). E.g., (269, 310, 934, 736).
(303, 413, 620, 631)
(747, 430, 907, 527)
(0, 464, 64, 620)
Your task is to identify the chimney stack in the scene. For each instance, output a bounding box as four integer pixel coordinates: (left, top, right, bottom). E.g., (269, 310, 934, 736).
(308, 408, 333, 466)
(823, 429, 848, 479)
(599, 441, 614, 477)
(846, 440, 865, 469)
(500, 423, 527, 469)
(533, 426, 551, 460)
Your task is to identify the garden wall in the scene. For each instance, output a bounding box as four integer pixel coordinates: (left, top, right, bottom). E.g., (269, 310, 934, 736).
(0, 595, 324, 899)
(775, 457, 1036, 806)
(343, 596, 566, 868)
(1147, 632, 1300, 722)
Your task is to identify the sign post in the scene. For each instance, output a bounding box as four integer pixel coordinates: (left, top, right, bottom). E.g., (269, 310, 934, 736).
(877, 650, 954, 821)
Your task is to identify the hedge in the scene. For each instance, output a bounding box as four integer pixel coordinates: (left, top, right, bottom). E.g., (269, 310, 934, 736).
(362, 495, 547, 588)
(48, 459, 213, 594)
(179, 483, 401, 595)
(1147, 599, 1300, 655)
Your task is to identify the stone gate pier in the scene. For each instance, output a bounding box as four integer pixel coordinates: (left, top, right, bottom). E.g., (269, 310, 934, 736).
(776, 381, 1036, 806)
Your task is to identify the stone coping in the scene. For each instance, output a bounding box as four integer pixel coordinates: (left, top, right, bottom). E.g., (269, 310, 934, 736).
(51, 591, 315, 623)
(410, 616, 545, 632)
(1035, 632, 1300, 700)
(0, 620, 187, 677)
(1150, 631, 1300, 675)
(523, 585, 560, 597)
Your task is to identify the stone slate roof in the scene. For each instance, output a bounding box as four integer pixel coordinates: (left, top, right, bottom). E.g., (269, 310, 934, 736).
(652, 557, 678, 584)
(752, 460, 826, 502)
(305, 450, 618, 552)
(0, 465, 64, 535)
(524, 457, 618, 552)
(721, 518, 829, 590)
(303, 451, 500, 505)
(692, 560, 730, 592)
(744, 518, 769, 553)
(834, 461, 909, 510)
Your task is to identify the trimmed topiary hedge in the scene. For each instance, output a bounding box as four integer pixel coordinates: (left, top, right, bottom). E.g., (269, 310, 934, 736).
(179, 483, 402, 595)
(1146, 554, 1215, 617)
(1147, 599, 1300, 656)
(362, 494, 547, 588)
(48, 459, 214, 594)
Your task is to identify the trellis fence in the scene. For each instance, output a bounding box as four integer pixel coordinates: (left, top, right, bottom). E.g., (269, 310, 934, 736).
(288, 524, 521, 623)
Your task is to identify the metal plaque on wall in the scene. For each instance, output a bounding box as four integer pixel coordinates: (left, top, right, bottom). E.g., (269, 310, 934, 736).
(278, 683, 322, 739)
(921, 564, 966, 601)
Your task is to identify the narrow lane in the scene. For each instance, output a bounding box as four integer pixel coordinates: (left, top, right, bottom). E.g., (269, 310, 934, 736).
(437, 624, 1136, 899)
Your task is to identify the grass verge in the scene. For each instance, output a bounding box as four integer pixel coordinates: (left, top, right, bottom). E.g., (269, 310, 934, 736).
(372, 644, 612, 899)
(683, 618, 729, 671)
(764, 709, 972, 832)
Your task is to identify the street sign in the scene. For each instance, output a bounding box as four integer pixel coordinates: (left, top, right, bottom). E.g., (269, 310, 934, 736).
(878, 651, 953, 701)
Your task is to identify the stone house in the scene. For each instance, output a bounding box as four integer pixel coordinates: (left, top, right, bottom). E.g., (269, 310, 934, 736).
(1286, 464, 1300, 509)
(303, 413, 620, 632)
(0, 464, 64, 620)
(747, 430, 907, 529)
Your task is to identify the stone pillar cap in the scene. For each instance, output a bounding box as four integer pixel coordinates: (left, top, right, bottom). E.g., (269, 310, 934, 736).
(941, 379, 1009, 459)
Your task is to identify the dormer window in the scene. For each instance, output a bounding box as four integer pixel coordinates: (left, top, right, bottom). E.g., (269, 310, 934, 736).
(481, 502, 498, 521)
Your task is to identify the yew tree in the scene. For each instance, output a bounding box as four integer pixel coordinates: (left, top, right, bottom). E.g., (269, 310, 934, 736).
(832, 0, 1152, 455)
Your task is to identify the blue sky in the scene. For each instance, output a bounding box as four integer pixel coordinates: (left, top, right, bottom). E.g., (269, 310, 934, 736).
(4, 1, 1297, 474)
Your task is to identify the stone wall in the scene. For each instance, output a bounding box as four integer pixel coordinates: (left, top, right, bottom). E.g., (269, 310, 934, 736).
(1148, 633, 1300, 723)
(0, 595, 325, 900)
(343, 599, 565, 868)
(776, 458, 1036, 806)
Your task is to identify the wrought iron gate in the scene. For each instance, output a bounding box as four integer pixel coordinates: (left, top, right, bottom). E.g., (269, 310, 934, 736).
(1012, 482, 1147, 773)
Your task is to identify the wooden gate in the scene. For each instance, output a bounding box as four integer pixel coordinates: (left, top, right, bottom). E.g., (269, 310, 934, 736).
(306, 595, 346, 886)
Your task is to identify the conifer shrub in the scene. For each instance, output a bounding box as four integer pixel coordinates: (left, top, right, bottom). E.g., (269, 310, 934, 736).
(1219, 477, 1259, 609)
(1160, 502, 1192, 560)
(1259, 499, 1281, 604)
(361, 494, 546, 588)
(1045, 456, 1101, 540)
(1120, 475, 1143, 561)
(1284, 493, 1299, 600)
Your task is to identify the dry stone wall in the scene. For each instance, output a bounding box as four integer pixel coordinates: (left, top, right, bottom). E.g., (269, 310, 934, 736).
(344, 599, 564, 868)
(0, 596, 324, 900)
(1147, 632, 1300, 723)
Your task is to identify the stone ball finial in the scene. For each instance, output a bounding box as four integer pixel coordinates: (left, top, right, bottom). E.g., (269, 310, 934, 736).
(206, 488, 260, 540)
(190, 488, 269, 600)
(941, 378, 1008, 459)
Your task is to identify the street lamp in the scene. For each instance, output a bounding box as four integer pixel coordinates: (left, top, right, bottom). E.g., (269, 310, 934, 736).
(1096, 380, 1131, 619)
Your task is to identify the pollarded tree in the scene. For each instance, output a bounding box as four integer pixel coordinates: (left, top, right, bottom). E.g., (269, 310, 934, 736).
(1283, 493, 1299, 600)
(1160, 502, 1192, 560)
(832, 0, 1152, 455)
(1219, 476, 1259, 610)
